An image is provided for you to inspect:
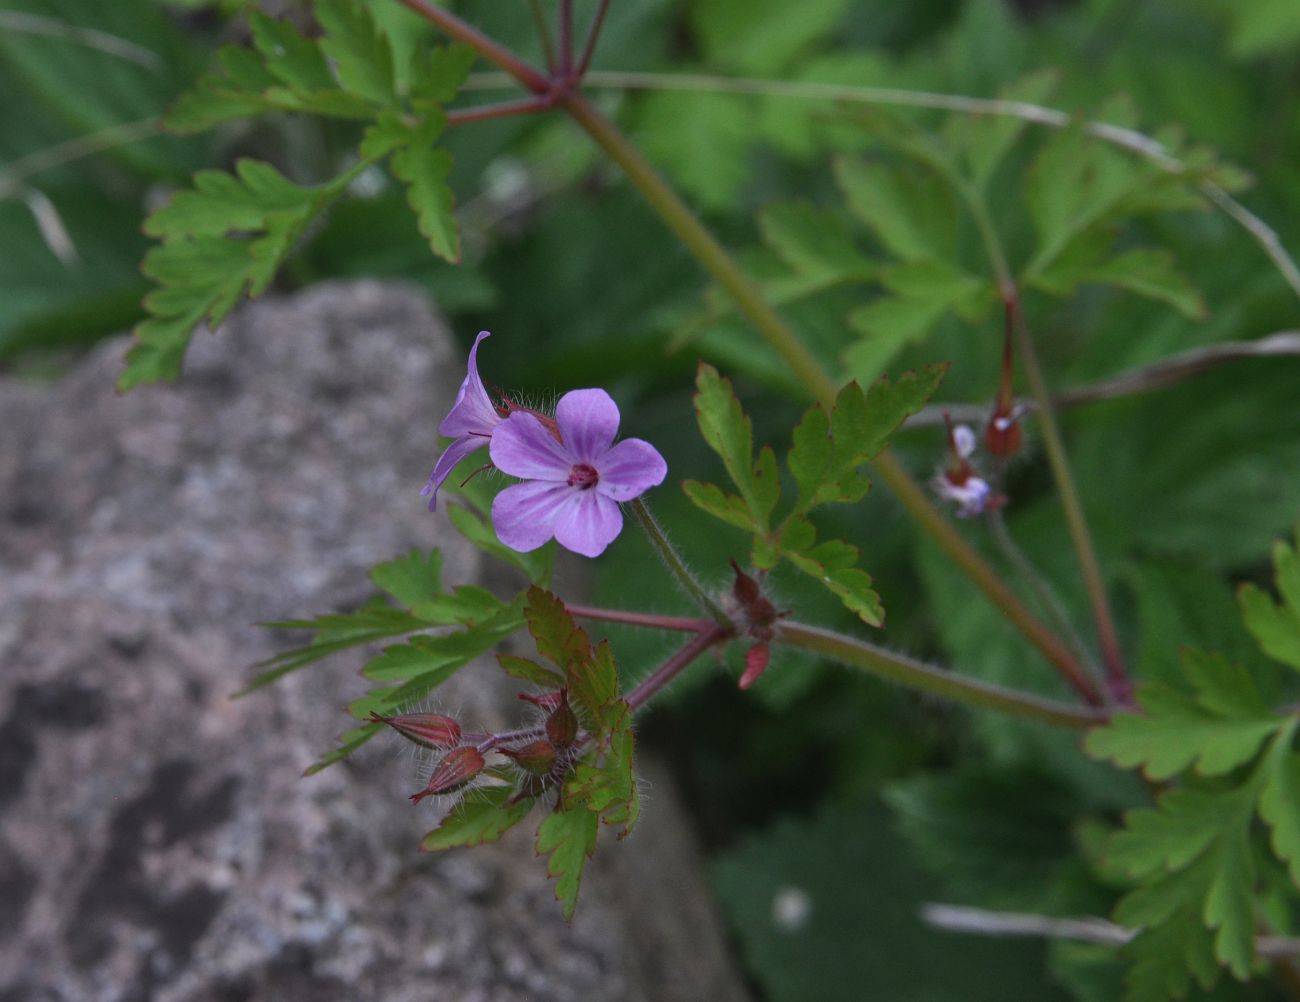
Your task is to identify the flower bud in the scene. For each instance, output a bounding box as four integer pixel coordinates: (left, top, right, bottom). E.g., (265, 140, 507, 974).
(409, 746, 485, 804)
(545, 690, 579, 748)
(500, 739, 558, 776)
(519, 690, 566, 712)
(984, 410, 1022, 458)
(369, 711, 461, 750)
(739, 643, 770, 690)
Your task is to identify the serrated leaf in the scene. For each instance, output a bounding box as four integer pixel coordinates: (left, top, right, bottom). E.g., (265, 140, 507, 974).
(694, 363, 779, 532)
(1084, 650, 1281, 780)
(389, 113, 459, 263)
(411, 585, 504, 626)
(1031, 245, 1206, 320)
(370, 547, 442, 610)
(362, 603, 524, 682)
(567, 702, 638, 837)
(1240, 576, 1300, 673)
(784, 534, 883, 627)
(834, 157, 955, 262)
(682, 480, 757, 531)
(524, 586, 590, 673)
(249, 10, 335, 92)
(409, 42, 477, 106)
(421, 785, 534, 851)
(241, 606, 426, 694)
(315, 0, 396, 105)
(1259, 741, 1300, 887)
(1122, 913, 1219, 1002)
(536, 804, 599, 921)
(497, 653, 565, 688)
(758, 201, 876, 282)
(568, 640, 619, 732)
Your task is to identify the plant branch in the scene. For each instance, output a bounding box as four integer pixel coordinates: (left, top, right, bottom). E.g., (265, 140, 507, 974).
(1010, 300, 1129, 697)
(629, 498, 732, 626)
(446, 95, 555, 126)
(526, 0, 555, 72)
(576, 0, 612, 78)
(905, 330, 1300, 428)
(565, 604, 714, 633)
(555, 69, 1300, 299)
(775, 621, 1106, 729)
(392, 0, 551, 93)
(558, 89, 1101, 705)
(559, 0, 574, 79)
(0, 117, 160, 198)
(624, 624, 732, 712)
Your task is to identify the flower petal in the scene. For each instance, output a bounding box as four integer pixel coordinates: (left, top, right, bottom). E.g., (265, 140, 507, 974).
(595, 437, 667, 502)
(491, 480, 574, 552)
(490, 412, 573, 480)
(420, 434, 488, 511)
(553, 491, 623, 558)
(439, 331, 503, 438)
(555, 388, 620, 463)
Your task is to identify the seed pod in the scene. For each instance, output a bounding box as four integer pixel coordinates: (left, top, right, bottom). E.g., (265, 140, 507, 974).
(500, 739, 558, 776)
(369, 711, 461, 749)
(409, 746, 485, 804)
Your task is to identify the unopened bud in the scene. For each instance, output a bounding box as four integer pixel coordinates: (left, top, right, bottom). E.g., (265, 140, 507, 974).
(739, 643, 771, 690)
(409, 746, 485, 804)
(370, 711, 461, 749)
(545, 690, 579, 748)
(984, 411, 1022, 458)
(500, 739, 558, 776)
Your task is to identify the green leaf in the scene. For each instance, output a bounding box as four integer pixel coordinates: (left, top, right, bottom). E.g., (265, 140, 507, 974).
(242, 605, 426, 694)
(638, 90, 755, 210)
(691, 0, 849, 73)
(524, 586, 591, 673)
(303, 721, 383, 776)
(248, 9, 335, 92)
(497, 653, 565, 688)
(951, 69, 1062, 191)
(682, 480, 758, 532)
(1121, 913, 1219, 1002)
(1084, 650, 1281, 780)
(758, 202, 876, 283)
(446, 500, 553, 583)
(388, 113, 460, 263)
(315, 0, 397, 105)
(1031, 243, 1206, 321)
(1225, 0, 1300, 57)
(784, 537, 883, 627)
(362, 603, 524, 682)
(421, 785, 534, 851)
(1259, 745, 1300, 887)
(370, 547, 442, 611)
(693, 363, 779, 532)
(568, 640, 620, 733)
(1239, 538, 1300, 673)
(122, 160, 358, 389)
(845, 263, 984, 382)
(834, 158, 955, 263)
(567, 702, 639, 837)
(536, 804, 599, 921)
(410, 585, 504, 626)
(409, 42, 477, 106)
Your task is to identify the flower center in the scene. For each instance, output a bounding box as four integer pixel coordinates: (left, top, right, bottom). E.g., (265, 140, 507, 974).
(567, 463, 599, 490)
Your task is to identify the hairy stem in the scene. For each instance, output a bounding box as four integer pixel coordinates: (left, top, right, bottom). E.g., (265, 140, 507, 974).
(624, 624, 732, 712)
(565, 603, 713, 633)
(776, 621, 1107, 729)
(629, 498, 732, 626)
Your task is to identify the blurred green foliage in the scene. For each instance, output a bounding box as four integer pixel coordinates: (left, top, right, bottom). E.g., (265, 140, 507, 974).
(5, 0, 1300, 997)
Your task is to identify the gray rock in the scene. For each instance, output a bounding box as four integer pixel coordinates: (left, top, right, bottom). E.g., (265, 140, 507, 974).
(0, 283, 748, 1002)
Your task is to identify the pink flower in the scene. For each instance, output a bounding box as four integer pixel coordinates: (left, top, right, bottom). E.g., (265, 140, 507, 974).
(421, 331, 503, 511)
(932, 419, 1004, 518)
(489, 388, 667, 557)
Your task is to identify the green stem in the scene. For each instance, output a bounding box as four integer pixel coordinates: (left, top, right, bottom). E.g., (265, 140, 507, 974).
(1011, 303, 1129, 696)
(630, 498, 732, 626)
(557, 91, 1102, 705)
(526, 0, 555, 72)
(776, 621, 1107, 730)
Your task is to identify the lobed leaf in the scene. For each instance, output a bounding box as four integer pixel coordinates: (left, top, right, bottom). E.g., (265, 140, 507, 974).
(524, 586, 591, 673)
(536, 804, 600, 921)
(682, 480, 758, 532)
(315, 0, 397, 106)
(693, 364, 779, 532)
(370, 547, 443, 611)
(421, 786, 534, 851)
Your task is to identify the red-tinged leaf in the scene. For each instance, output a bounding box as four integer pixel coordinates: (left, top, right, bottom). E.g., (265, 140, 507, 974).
(525, 586, 591, 671)
(420, 785, 534, 851)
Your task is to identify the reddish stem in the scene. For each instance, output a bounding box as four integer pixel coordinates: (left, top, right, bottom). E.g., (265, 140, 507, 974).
(565, 603, 714, 633)
(625, 625, 733, 712)
(576, 0, 611, 78)
(447, 95, 555, 126)
(559, 0, 574, 79)
(392, 0, 551, 94)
